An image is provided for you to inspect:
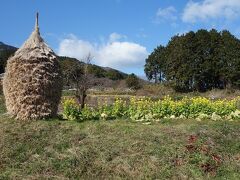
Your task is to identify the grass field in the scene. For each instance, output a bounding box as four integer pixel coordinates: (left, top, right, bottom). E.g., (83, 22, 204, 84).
(0, 96, 240, 179)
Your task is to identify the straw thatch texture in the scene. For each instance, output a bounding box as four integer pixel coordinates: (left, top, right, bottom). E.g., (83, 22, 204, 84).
(3, 15, 62, 120)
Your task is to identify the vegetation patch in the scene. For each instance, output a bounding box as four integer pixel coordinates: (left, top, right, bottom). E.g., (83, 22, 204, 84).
(62, 96, 240, 122)
(0, 115, 239, 179)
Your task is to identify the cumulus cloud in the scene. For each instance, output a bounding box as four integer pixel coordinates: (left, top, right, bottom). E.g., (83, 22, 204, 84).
(182, 0, 240, 23)
(97, 41, 148, 68)
(58, 33, 148, 69)
(58, 34, 95, 60)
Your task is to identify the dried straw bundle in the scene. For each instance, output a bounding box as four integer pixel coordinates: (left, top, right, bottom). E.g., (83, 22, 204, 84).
(3, 14, 62, 120)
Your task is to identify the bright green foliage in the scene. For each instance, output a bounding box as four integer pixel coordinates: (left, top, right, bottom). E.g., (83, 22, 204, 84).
(62, 98, 80, 121)
(127, 96, 239, 121)
(62, 96, 240, 122)
(111, 98, 128, 117)
(97, 98, 128, 120)
(62, 98, 101, 121)
(80, 105, 100, 121)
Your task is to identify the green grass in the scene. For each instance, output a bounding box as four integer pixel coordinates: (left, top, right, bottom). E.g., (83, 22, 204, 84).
(0, 97, 240, 179)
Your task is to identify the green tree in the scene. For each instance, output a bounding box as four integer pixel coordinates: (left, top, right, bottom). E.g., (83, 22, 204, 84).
(144, 45, 165, 83)
(126, 73, 141, 90)
(147, 29, 240, 92)
(163, 32, 196, 91)
(220, 30, 240, 88)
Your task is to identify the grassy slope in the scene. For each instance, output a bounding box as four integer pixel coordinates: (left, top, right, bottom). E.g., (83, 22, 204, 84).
(0, 97, 240, 179)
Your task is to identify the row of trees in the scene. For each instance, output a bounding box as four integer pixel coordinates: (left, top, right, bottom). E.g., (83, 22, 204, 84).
(145, 29, 240, 92)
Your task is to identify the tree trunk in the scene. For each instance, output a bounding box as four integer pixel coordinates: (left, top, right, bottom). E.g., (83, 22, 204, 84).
(159, 72, 162, 83)
(80, 91, 87, 109)
(154, 71, 158, 84)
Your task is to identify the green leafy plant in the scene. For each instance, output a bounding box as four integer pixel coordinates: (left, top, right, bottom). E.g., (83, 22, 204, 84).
(62, 96, 240, 122)
(62, 98, 80, 121)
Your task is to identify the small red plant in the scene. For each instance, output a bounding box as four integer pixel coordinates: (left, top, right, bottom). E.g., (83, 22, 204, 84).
(188, 135, 198, 143)
(185, 144, 197, 152)
(184, 134, 222, 177)
(200, 163, 217, 176)
(211, 154, 222, 165)
(185, 135, 198, 153)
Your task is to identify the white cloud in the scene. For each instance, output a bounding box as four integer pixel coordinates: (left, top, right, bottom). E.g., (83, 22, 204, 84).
(182, 0, 240, 23)
(156, 6, 177, 21)
(58, 33, 148, 69)
(58, 34, 95, 60)
(97, 41, 148, 68)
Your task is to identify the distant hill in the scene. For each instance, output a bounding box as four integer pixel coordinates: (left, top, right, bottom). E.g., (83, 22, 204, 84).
(58, 56, 129, 88)
(0, 42, 17, 51)
(0, 42, 17, 73)
(0, 42, 127, 77)
(0, 42, 134, 88)
(58, 56, 128, 80)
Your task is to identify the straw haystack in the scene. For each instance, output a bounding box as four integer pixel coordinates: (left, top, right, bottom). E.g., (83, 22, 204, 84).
(3, 13, 62, 120)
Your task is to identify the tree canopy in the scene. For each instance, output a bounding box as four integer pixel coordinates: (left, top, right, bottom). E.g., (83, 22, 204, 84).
(126, 73, 141, 90)
(145, 29, 240, 92)
(144, 45, 165, 83)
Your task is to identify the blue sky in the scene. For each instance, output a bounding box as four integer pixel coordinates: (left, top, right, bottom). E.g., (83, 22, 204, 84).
(1, 0, 240, 77)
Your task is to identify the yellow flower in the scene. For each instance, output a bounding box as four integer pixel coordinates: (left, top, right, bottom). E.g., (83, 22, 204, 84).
(101, 113, 108, 119)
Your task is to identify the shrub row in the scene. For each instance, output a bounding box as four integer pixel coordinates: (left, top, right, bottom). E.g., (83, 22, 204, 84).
(62, 96, 240, 122)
